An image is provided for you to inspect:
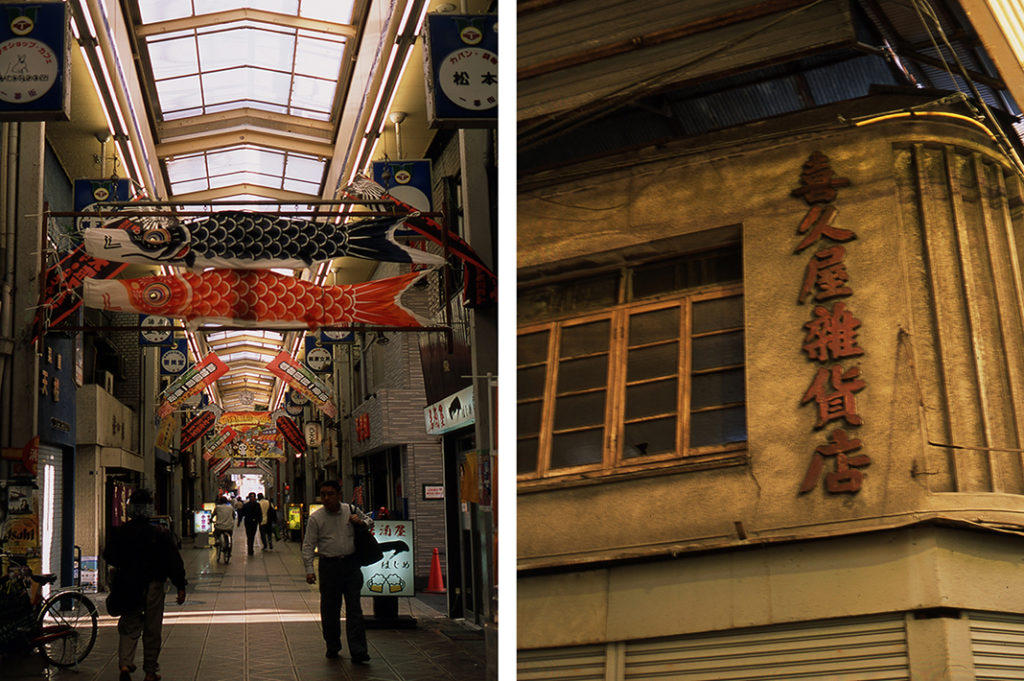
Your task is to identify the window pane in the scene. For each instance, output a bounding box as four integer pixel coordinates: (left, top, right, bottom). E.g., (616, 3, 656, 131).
(554, 391, 606, 431)
(518, 330, 549, 365)
(557, 355, 608, 393)
(629, 307, 679, 345)
(627, 342, 678, 382)
(518, 437, 539, 474)
(518, 401, 543, 437)
(691, 331, 744, 371)
(690, 406, 747, 447)
(633, 260, 676, 299)
(692, 296, 743, 334)
(147, 36, 198, 80)
(623, 417, 676, 458)
(625, 378, 677, 420)
(690, 369, 744, 409)
(518, 365, 547, 400)
(550, 429, 603, 469)
(560, 321, 609, 358)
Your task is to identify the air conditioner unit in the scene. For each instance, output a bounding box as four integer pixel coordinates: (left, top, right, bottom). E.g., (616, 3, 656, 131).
(103, 371, 114, 393)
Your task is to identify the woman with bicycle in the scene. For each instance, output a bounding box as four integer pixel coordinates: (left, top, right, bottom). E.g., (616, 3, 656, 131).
(103, 489, 187, 681)
(212, 496, 235, 564)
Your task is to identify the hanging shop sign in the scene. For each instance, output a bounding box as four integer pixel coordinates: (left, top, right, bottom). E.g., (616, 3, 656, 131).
(0, 2, 71, 121)
(266, 351, 338, 418)
(179, 405, 222, 451)
(159, 338, 189, 374)
(275, 412, 307, 453)
(359, 520, 414, 597)
(424, 384, 475, 435)
(372, 160, 433, 211)
(83, 211, 444, 269)
(791, 152, 869, 495)
(203, 426, 237, 461)
(319, 329, 353, 343)
(0, 436, 38, 476)
(304, 335, 333, 373)
(83, 269, 432, 329)
(73, 179, 132, 231)
(139, 314, 175, 345)
(423, 14, 497, 128)
(157, 352, 228, 419)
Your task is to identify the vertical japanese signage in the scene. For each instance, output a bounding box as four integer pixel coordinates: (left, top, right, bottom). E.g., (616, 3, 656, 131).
(792, 152, 869, 494)
(0, 2, 71, 120)
(423, 14, 497, 128)
(360, 520, 414, 597)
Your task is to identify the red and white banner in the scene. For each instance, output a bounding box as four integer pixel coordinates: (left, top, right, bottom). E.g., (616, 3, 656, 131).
(266, 351, 337, 418)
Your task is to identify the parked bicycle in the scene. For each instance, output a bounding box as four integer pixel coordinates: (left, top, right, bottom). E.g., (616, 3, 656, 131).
(214, 528, 232, 564)
(0, 553, 98, 667)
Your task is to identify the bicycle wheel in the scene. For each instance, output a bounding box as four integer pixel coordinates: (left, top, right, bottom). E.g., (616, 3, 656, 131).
(36, 590, 98, 667)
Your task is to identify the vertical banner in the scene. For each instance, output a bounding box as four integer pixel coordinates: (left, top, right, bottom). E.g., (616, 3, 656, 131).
(0, 2, 71, 120)
(423, 14, 497, 128)
(266, 351, 337, 418)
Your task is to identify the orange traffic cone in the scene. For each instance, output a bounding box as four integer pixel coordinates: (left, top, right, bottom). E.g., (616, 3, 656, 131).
(424, 547, 446, 593)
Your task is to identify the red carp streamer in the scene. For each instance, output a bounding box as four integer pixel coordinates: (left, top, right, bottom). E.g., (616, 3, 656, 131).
(84, 268, 431, 328)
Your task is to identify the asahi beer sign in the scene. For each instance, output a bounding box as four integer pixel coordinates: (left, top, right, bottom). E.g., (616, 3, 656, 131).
(0, 3, 70, 120)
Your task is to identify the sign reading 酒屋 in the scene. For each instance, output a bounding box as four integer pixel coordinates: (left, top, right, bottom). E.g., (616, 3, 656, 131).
(359, 520, 415, 597)
(792, 152, 869, 495)
(424, 384, 475, 435)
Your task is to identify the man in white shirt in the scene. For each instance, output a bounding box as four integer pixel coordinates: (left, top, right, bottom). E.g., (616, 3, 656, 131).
(301, 480, 374, 663)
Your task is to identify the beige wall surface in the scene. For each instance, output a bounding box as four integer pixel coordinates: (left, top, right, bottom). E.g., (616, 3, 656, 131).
(517, 524, 1024, 649)
(518, 102, 1024, 571)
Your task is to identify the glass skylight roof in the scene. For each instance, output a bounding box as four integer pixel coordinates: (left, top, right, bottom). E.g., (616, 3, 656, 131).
(166, 145, 325, 195)
(147, 20, 346, 121)
(137, 0, 356, 31)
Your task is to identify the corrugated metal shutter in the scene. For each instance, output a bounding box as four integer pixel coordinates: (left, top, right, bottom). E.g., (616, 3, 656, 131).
(970, 612, 1024, 680)
(624, 615, 909, 680)
(518, 615, 909, 681)
(519, 644, 608, 680)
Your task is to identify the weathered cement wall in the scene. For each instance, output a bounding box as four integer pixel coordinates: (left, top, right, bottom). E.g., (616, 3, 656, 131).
(518, 109, 1024, 572)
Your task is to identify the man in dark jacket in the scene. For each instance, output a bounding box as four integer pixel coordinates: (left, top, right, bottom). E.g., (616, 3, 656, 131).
(240, 491, 263, 555)
(103, 488, 187, 681)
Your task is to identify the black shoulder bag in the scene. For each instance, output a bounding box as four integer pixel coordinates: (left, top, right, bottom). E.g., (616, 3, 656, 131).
(350, 504, 384, 566)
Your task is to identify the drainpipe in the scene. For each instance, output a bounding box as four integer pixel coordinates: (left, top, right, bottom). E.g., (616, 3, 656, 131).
(0, 122, 18, 435)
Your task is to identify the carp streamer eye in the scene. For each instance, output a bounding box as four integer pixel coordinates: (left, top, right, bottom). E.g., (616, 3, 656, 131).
(144, 282, 173, 307)
(142, 228, 170, 246)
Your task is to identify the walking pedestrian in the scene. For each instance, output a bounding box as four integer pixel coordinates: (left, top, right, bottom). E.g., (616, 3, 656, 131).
(240, 492, 262, 555)
(103, 488, 187, 681)
(258, 493, 273, 550)
(301, 480, 373, 664)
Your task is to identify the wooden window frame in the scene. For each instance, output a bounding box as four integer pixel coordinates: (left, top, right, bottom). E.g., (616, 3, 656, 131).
(518, 281, 746, 486)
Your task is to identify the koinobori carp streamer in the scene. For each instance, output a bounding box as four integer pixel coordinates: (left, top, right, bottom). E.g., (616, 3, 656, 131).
(84, 268, 432, 329)
(83, 211, 445, 269)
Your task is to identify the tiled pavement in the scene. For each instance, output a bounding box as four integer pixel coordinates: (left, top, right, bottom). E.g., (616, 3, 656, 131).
(5, 527, 489, 681)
